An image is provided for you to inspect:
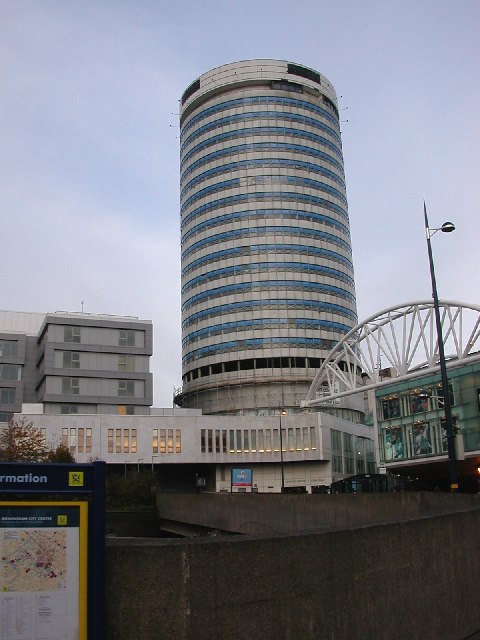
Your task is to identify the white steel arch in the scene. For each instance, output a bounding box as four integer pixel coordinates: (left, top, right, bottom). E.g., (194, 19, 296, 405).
(303, 300, 480, 407)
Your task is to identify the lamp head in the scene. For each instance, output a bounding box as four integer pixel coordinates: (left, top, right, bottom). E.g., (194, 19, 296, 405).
(281, 408, 287, 416)
(441, 222, 455, 233)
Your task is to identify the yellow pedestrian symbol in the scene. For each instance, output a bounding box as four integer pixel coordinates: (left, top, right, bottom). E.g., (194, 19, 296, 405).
(57, 515, 68, 526)
(69, 471, 84, 487)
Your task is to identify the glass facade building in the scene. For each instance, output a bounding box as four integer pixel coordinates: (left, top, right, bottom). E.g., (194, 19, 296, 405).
(376, 362, 480, 465)
(177, 60, 359, 415)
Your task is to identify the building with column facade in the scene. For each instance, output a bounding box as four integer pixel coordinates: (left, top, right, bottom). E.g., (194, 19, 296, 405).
(176, 60, 361, 417)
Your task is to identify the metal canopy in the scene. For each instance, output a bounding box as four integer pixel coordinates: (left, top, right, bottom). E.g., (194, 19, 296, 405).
(302, 300, 480, 407)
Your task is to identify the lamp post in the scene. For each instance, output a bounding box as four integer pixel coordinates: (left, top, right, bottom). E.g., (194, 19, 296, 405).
(151, 455, 158, 473)
(279, 408, 286, 493)
(423, 203, 458, 492)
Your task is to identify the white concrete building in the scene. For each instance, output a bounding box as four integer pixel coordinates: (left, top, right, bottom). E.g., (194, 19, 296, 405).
(15, 404, 376, 493)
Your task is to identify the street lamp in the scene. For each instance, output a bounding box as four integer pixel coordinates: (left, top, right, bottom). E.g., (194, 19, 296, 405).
(423, 202, 458, 492)
(279, 408, 287, 493)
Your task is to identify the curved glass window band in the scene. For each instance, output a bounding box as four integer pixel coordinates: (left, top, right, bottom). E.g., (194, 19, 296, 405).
(182, 210, 350, 247)
(182, 299, 358, 328)
(181, 175, 347, 212)
(182, 280, 356, 311)
(181, 191, 349, 229)
(182, 95, 340, 135)
(181, 158, 346, 197)
(183, 336, 340, 365)
(182, 226, 352, 261)
(182, 244, 353, 276)
(183, 317, 352, 347)
(182, 261, 355, 294)
(181, 142, 344, 178)
(180, 126, 343, 167)
(180, 110, 341, 153)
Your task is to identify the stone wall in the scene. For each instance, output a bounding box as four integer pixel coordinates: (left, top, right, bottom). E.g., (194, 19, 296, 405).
(106, 506, 480, 640)
(157, 490, 480, 534)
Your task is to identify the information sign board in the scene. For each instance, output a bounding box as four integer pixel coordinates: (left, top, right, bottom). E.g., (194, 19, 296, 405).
(0, 462, 105, 639)
(0, 501, 88, 640)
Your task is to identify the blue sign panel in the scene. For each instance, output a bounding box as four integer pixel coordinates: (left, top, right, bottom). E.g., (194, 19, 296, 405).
(231, 468, 253, 487)
(0, 463, 94, 493)
(0, 461, 105, 639)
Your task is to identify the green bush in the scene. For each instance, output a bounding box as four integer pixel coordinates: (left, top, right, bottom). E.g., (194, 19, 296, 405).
(106, 471, 158, 511)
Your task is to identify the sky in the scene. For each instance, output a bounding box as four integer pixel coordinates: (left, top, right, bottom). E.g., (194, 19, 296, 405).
(1, 0, 479, 406)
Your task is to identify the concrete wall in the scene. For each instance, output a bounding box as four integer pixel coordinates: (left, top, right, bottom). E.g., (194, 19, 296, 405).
(106, 507, 480, 640)
(157, 490, 480, 534)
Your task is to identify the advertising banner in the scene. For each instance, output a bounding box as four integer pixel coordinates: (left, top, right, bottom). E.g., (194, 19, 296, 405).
(231, 468, 253, 487)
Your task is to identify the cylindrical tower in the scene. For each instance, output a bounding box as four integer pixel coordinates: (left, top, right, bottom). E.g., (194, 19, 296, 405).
(177, 60, 360, 416)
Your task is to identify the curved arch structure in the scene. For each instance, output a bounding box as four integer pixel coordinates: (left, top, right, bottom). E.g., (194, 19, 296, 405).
(302, 300, 480, 407)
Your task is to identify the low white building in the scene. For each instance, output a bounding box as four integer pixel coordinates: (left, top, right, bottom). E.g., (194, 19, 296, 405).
(14, 404, 376, 493)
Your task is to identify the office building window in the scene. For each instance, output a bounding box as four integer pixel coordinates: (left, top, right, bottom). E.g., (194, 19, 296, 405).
(62, 378, 79, 395)
(332, 429, 343, 473)
(0, 365, 21, 381)
(123, 429, 129, 453)
(64, 326, 81, 343)
(258, 429, 264, 452)
(108, 429, 113, 454)
(273, 429, 279, 452)
(152, 429, 158, 454)
(168, 429, 173, 453)
(118, 380, 134, 397)
(207, 429, 213, 453)
(215, 429, 220, 453)
(296, 428, 302, 451)
(355, 436, 366, 474)
(62, 428, 68, 448)
(119, 330, 135, 346)
(201, 429, 206, 453)
(60, 405, 78, 414)
(131, 429, 137, 454)
(236, 430, 242, 452)
(344, 432, 354, 474)
(303, 427, 310, 450)
(251, 431, 257, 452)
(0, 388, 15, 404)
(115, 429, 121, 453)
(86, 428, 92, 453)
(229, 430, 235, 453)
(265, 429, 272, 452)
(118, 355, 135, 371)
(69, 428, 76, 452)
(288, 428, 295, 451)
(160, 429, 166, 453)
(78, 428, 84, 453)
(175, 429, 181, 453)
(0, 340, 18, 357)
(63, 352, 80, 368)
(243, 431, 249, 452)
(222, 430, 227, 453)
(310, 427, 317, 450)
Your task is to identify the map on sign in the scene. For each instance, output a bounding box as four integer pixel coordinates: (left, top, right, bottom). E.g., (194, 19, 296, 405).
(0, 504, 85, 640)
(1, 529, 67, 592)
